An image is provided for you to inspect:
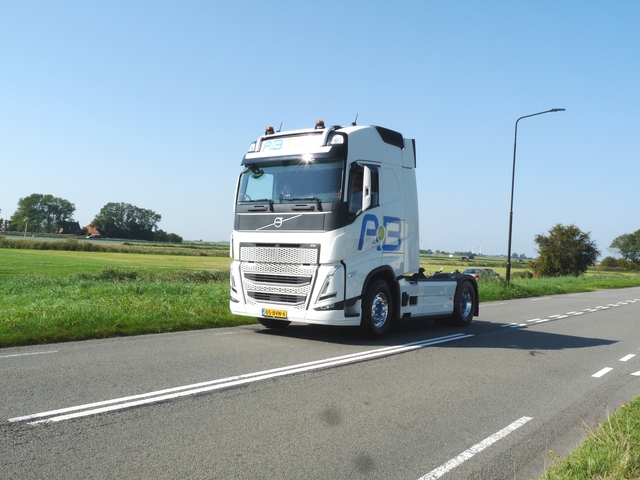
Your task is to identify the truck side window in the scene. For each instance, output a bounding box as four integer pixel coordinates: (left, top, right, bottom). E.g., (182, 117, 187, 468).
(348, 164, 379, 214)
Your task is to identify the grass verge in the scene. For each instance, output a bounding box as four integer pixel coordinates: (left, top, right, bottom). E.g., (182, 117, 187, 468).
(0, 268, 254, 347)
(541, 397, 640, 479)
(478, 275, 640, 302)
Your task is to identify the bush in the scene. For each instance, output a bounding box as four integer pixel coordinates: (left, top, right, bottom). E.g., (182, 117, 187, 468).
(512, 270, 534, 279)
(600, 256, 618, 268)
(617, 258, 640, 271)
(596, 256, 640, 272)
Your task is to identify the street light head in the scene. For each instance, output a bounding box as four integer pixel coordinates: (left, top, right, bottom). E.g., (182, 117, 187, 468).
(550, 108, 566, 112)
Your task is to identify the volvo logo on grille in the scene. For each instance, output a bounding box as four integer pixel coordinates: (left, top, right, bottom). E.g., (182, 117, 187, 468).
(255, 214, 303, 231)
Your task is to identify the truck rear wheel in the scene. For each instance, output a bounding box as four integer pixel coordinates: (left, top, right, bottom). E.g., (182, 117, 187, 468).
(360, 279, 393, 337)
(451, 280, 475, 326)
(257, 318, 291, 329)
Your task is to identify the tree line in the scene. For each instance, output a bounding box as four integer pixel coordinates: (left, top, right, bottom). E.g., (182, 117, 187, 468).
(0, 193, 183, 243)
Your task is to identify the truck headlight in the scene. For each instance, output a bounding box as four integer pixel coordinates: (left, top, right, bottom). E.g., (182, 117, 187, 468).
(230, 267, 237, 293)
(316, 265, 342, 303)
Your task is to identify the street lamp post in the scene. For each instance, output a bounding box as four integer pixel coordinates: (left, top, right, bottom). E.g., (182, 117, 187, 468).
(506, 108, 565, 284)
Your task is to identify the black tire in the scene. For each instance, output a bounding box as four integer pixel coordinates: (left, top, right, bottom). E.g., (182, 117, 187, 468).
(360, 279, 393, 337)
(451, 280, 475, 326)
(257, 317, 291, 329)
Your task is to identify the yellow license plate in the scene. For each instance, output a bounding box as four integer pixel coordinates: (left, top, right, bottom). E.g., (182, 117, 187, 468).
(262, 308, 288, 319)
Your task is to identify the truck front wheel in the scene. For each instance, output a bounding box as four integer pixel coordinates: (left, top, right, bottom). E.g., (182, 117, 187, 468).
(360, 280, 393, 337)
(451, 280, 476, 326)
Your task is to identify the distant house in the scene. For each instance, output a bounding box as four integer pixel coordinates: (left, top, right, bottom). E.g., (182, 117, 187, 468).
(85, 224, 99, 236)
(58, 221, 82, 235)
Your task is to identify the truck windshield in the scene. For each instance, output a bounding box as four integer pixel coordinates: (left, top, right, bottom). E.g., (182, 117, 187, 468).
(237, 158, 344, 204)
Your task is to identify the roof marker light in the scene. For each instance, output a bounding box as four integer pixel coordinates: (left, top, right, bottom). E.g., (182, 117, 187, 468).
(265, 126, 275, 135)
(315, 120, 325, 130)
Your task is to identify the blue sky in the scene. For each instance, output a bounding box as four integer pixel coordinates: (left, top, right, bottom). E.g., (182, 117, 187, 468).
(1, 1, 638, 257)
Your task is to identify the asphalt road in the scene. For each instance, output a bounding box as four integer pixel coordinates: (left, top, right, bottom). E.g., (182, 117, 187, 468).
(2, 287, 640, 479)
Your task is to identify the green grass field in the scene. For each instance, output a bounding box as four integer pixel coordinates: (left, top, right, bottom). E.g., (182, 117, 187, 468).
(0, 247, 231, 276)
(0, 247, 247, 347)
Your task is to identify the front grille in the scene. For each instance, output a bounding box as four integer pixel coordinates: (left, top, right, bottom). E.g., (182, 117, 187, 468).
(248, 292, 305, 305)
(241, 246, 318, 264)
(239, 245, 319, 310)
(244, 273, 311, 286)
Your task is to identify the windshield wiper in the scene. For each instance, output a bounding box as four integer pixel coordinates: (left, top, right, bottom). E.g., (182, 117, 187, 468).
(245, 198, 274, 211)
(283, 196, 322, 211)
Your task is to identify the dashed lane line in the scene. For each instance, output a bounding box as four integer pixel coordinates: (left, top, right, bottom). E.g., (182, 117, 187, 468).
(501, 299, 640, 329)
(417, 417, 533, 480)
(592, 367, 614, 378)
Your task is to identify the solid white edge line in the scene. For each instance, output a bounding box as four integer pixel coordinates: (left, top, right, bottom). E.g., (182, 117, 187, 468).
(592, 367, 613, 378)
(0, 350, 58, 359)
(417, 416, 533, 480)
(11, 333, 474, 424)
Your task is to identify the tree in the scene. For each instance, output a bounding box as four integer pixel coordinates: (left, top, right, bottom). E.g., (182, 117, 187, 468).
(610, 229, 640, 264)
(9, 194, 75, 233)
(154, 229, 183, 243)
(167, 233, 183, 243)
(532, 224, 600, 277)
(92, 202, 161, 240)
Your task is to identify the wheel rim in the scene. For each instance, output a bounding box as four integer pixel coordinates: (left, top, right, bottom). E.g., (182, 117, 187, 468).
(370, 292, 389, 329)
(459, 289, 473, 318)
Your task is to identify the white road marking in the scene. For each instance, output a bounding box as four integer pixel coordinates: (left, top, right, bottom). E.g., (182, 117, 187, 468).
(9, 333, 474, 424)
(620, 354, 636, 362)
(592, 367, 613, 378)
(498, 298, 638, 329)
(632, 371, 640, 377)
(0, 350, 58, 359)
(417, 416, 533, 480)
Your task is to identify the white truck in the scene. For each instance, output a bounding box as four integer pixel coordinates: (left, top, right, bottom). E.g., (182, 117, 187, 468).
(229, 120, 478, 337)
